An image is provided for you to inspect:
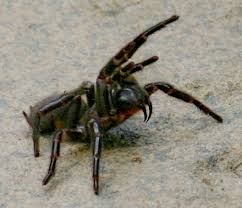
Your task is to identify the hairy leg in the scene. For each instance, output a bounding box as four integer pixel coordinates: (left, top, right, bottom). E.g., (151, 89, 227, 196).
(112, 56, 159, 81)
(98, 15, 179, 79)
(144, 82, 223, 122)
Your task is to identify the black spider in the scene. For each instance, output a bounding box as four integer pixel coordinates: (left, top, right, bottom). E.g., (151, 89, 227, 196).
(23, 15, 223, 195)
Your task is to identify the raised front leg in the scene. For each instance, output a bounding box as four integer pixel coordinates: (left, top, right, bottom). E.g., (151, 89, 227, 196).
(145, 82, 223, 122)
(112, 56, 159, 81)
(98, 15, 179, 79)
(42, 126, 86, 185)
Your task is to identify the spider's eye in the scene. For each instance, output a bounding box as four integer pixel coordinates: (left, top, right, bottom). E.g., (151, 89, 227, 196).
(115, 88, 138, 110)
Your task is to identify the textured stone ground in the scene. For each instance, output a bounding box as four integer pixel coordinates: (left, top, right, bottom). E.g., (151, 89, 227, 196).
(0, 0, 241, 207)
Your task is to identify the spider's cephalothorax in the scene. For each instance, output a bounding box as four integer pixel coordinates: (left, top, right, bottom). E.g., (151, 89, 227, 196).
(23, 15, 223, 195)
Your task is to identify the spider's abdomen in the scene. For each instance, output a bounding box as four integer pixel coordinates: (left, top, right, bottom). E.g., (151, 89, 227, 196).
(28, 91, 89, 134)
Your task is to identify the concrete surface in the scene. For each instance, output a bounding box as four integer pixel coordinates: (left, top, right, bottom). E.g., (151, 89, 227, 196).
(0, 0, 242, 207)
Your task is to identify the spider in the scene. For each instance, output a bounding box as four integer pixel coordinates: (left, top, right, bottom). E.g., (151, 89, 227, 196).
(23, 15, 223, 195)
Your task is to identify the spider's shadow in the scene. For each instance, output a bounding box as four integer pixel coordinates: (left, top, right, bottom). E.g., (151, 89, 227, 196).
(67, 126, 140, 149)
(41, 126, 140, 149)
(102, 127, 140, 149)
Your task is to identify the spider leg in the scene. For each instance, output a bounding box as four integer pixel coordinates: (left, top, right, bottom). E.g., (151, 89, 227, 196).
(144, 82, 223, 122)
(69, 81, 95, 107)
(37, 82, 95, 115)
(38, 94, 75, 116)
(22, 110, 33, 128)
(82, 81, 95, 107)
(112, 56, 159, 81)
(88, 119, 102, 195)
(32, 111, 41, 157)
(42, 126, 86, 185)
(98, 15, 179, 79)
(23, 106, 41, 156)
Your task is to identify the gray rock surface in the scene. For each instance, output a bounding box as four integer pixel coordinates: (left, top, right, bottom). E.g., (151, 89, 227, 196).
(0, 0, 241, 207)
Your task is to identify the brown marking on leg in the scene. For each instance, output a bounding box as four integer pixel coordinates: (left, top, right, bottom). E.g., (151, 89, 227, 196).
(144, 82, 223, 123)
(98, 15, 179, 79)
(139, 56, 159, 67)
(112, 56, 159, 81)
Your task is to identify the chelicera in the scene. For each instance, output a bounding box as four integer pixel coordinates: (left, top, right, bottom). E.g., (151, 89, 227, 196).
(23, 15, 223, 195)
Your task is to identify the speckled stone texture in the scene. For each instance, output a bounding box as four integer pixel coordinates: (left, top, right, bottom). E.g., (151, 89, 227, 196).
(0, 0, 242, 207)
